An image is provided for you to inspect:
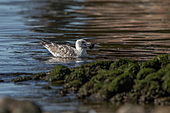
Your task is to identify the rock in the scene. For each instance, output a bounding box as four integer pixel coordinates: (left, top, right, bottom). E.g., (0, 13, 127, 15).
(46, 65, 71, 81)
(12, 76, 32, 82)
(0, 80, 4, 82)
(0, 98, 41, 113)
(116, 103, 145, 113)
(32, 73, 47, 80)
(16, 54, 170, 104)
(152, 106, 170, 113)
(136, 68, 156, 80)
(110, 58, 133, 70)
(42, 86, 52, 89)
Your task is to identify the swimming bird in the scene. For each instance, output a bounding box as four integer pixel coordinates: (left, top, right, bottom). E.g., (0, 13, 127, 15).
(40, 39, 93, 58)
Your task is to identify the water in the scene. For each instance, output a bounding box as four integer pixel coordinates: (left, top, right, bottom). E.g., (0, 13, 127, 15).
(1, 0, 170, 73)
(0, 0, 91, 74)
(1, 0, 170, 112)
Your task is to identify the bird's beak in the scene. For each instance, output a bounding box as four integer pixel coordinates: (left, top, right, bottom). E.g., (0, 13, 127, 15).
(87, 42, 95, 49)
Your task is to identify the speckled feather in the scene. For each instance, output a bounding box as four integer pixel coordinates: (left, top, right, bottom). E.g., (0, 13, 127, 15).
(40, 39, 91, 58)
(41, 41, 77, 57)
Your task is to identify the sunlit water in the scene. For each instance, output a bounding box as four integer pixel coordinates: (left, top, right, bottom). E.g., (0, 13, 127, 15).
(0, 0, 170, 112)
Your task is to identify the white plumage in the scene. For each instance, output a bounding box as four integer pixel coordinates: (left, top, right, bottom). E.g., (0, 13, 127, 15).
(40, 39, 91, 58)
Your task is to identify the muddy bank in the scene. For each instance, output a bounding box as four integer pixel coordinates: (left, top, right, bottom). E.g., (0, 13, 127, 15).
(13, 54, 170, 105)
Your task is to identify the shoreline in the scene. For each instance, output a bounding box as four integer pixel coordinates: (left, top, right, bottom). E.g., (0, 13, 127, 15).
(12, 54, 170, 106)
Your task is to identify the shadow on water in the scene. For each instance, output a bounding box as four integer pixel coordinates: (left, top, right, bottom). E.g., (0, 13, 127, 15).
(1, 0, 170, 112)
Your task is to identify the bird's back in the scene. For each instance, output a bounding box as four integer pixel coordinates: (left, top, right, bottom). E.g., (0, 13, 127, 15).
(41, 41, 78, 57)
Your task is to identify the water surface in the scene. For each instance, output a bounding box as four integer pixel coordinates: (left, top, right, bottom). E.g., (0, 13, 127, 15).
(1, 0, 170, 73)
(1, 0, 170, 112)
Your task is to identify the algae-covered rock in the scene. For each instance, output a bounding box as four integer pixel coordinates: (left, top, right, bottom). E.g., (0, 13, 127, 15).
(134, 65, 169, 98)
(64, 80, 82, 89)
(80, 63, 140, 100)
(79, 68, 126, 97)
(32, 73, 47, 80)
(155, 54, 170, 67)
(83, 60, 113, 70)
(45, 54, 170, 104)
(110, 58, 133, 70)
(15, 54, 170, 104)
(94, 72, 134, 100)
(47, 65, 71, 81)
(162, 64, 170, 94)
(12, 76, 32, 82)
(139, 54, 170, 71)
(137, 68, 156, 80)
(64, 61, 113, 89)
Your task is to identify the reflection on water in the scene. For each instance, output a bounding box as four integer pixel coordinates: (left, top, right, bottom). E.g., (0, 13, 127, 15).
(76, 0, 170, 61)
(1, 0, 170, 73)
(45, 57, 90, 67)
(25, 0, 170, 62)
(1, 0, 170, 113)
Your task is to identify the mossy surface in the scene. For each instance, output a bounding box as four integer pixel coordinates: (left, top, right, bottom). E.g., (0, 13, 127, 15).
(12, 76, 32, 82)
(32, 73, 47, 80)
(47, 65, 71, 81)
(45, 55, 170, 103)
(12, 54, 170, 104)
(136, 68, 156, 80)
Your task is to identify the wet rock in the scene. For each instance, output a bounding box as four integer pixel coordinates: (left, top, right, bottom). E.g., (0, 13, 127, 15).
(0, 80, 4, 82)
(35, 54, 170, 104)
(46, 65, 71, 81)
(42, 86, 52, 89)
(64, 61, 113, 90)
(69, 55, 170, 102)
(134, 62, 170, 100)
(12, 76, 32, 82)
(139, 54, 170, 71)
(110, 93, 126, 103)
(93, 63, 139, 100)
(64, 80, 82, 89)
(83, 60, 113, 70)
(116, 103, 145, 113)
(59, 90, 68, 96)
(0, 97, 41, 113)
(110, 58, 133, 70)
(32, 73, 47, 80)
(136, 68, 156, 80)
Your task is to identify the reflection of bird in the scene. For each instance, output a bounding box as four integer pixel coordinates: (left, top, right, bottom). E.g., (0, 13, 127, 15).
(40, 39, 93, 58)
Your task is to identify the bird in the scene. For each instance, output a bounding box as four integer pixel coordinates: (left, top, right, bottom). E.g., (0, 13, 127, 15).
(40, 39, 94, 58)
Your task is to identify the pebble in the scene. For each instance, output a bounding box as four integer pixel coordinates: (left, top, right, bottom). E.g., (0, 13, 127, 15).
(0, 97, 42, 113)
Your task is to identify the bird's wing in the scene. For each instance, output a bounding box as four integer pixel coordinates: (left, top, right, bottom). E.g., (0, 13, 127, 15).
(41, 41, 77, 57)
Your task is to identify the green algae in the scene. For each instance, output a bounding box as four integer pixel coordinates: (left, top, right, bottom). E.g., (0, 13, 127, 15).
(137, 68, 156, 80)
(47, 65, 71, 81)
(32, 73, 47, 80)
(162, 64, 170, 94)
(139, 54, 170, 71)
(43, 55, 170, 103)
(64, 61, 114, 89)
(110, 58, 133, 70)
(11, 54, 170, 104)
(12, 76, 32, 82)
